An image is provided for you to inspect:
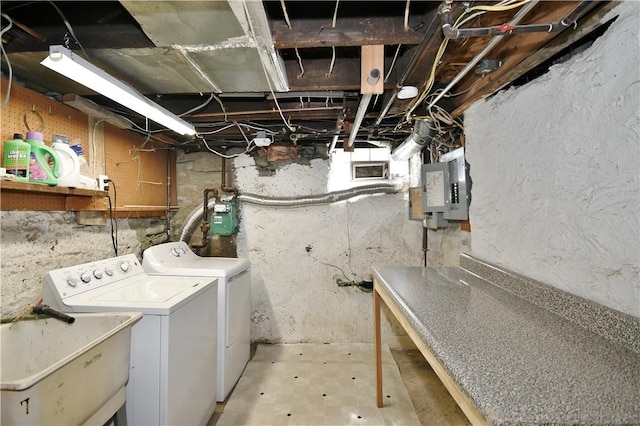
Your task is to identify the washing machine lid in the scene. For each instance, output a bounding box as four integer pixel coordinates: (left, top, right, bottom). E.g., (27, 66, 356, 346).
(60, 275, 216, 315)
(156, 257, 249, 277)
(143, 242, 249, 277)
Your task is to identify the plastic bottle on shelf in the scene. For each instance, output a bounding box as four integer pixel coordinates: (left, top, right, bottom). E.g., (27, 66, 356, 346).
(3, 133, 30, 182)
(69, 140, 98, 189)
(25, 131, 58, 185)
(52, 134, 80, 187)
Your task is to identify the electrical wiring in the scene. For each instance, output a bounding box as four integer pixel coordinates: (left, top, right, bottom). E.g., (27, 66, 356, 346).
(455, 0, 533, 31)
(332, 0, 340, 27)
(196, 123, 236, 135)
(47, 1, 89, 59)
(198, 121, 258, 159)
(326, 46, 336, 77)
(235, 121, 251, 145)
(405, 0, 532, 126)
(404, 0, 411, 31)
(201, 138, 255, 159)
(467, 0, 531, 14)
(404, 36, 450, 121)
(105, 179, 119, 256)
(0, 14, 13, 109)
(178, 93, 214, 117)
(384, 44, 402, 83)
(279, 0, 293, 29)
(294, 48, 305, 78)
(325, 0, 339, 78)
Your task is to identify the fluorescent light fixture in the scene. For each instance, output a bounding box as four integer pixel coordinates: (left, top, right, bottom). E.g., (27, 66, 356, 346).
(41, 45, 196, 136)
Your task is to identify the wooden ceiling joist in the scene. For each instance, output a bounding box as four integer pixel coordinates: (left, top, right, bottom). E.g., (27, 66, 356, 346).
(272, 16, 426, 49)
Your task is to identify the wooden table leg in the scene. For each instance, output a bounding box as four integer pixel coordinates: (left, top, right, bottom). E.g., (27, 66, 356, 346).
(374, 285, 383, 408)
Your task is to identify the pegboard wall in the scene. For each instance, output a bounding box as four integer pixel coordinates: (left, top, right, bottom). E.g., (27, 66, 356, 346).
(104, 125, 177, 212)
(1, 78, 92, 165)
(1, 78, 177, 214)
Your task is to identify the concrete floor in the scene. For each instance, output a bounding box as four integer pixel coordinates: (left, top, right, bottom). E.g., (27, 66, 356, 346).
(208, 345, 469, 426)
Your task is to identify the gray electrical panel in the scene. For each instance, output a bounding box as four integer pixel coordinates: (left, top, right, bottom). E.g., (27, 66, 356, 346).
(440, 147, 469, 220)
(421, 147, 470, 228)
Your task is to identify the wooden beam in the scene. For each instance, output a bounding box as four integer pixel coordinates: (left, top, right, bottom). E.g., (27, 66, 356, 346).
(284, 57, 361, 91)
(272, 16, 425, 49)
(190, 106, 345, 122)
(361, 45, 385, 94)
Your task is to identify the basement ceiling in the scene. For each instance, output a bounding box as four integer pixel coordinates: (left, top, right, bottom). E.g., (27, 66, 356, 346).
(1, 1, 615, 152)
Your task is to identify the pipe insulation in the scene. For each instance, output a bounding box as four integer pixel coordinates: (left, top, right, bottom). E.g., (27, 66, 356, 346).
(179, 182, 403, 242)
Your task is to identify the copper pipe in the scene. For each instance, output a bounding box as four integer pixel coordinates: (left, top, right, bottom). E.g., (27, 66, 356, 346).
(220, 155, 238, 200)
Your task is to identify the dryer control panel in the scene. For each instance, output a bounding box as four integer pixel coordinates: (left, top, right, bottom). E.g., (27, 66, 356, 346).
(45, 253, 145, 300)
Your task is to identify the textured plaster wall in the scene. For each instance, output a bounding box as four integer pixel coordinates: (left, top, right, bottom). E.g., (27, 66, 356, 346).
(170, 150, 223, 243)
(426, 226, 471, 267)
(234, 156, 423, 345)
(0, 212, 165, 318)
(463, 2, 640, 317)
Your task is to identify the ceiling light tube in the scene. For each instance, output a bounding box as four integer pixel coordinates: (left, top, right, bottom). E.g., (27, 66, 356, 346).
(41, 45, 196, 136)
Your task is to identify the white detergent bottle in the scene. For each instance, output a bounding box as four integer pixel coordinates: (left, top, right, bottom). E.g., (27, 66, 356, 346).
(52, 135, 80, 187)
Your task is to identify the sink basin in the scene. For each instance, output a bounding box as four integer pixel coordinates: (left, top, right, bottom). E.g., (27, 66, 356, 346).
(1, 312, 142, 425)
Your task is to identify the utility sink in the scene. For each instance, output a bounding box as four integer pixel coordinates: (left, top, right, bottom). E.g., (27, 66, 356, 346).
(1, 312, 142, 425)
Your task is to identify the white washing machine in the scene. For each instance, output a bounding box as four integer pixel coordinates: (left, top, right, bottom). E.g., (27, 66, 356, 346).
(42, 253, 217, 426)
(142, 241, 251, 402)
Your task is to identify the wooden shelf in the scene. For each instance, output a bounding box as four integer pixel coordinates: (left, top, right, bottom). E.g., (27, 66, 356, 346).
(0, 180, 106, 196)
(0, 179, 108, 211)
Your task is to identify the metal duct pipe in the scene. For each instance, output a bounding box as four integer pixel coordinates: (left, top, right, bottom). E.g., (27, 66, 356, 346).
(441, 1, 591, 39)
(427, 0, 539, 110)
(390, 118, 436, 161)
(179, 183, 402, 241)
(238, 182, 401, 207)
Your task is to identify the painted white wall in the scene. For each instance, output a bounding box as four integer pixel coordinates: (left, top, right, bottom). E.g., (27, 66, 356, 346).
(234, 156, 423, 345)
(463, 2, 640, 317)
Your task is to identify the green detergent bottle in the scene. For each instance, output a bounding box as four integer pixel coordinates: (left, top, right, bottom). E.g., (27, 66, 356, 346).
(3, 133, 30, 182)
(25, 131, 59, 185)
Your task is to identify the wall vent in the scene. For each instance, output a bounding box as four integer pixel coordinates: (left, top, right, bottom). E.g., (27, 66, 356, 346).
(351, 162, 389, 181)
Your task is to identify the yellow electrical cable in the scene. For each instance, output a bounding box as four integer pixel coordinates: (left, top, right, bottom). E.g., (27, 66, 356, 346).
(467, 0, 531, 13)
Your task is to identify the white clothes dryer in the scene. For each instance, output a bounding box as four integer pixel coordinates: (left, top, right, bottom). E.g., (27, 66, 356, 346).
(43, 254, 217, 426)
(142, 241, 251, 402)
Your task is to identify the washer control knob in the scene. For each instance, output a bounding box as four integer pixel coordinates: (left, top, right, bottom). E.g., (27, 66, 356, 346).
(80, 272, 92, 283)
(120, 262, 130, 273)
(66, 277, 79, 288)
(104, 267, 114, 276)
(93, 270, 103, 279)
(170, 248, 180, 257)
